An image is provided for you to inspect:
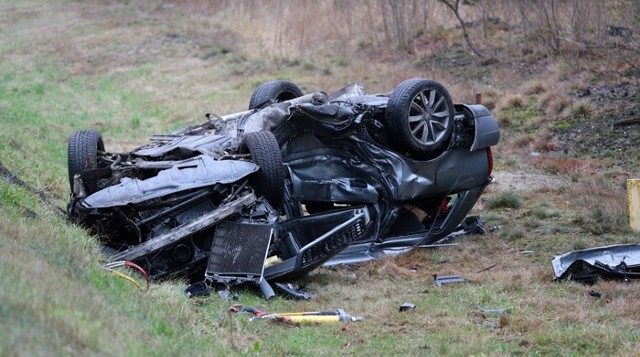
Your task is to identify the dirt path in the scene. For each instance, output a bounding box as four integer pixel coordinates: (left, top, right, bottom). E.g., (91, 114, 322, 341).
(491, 170, 568, 192)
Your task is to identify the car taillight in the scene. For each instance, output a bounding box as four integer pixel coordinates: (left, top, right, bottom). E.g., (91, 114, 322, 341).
(439, 196, 451, 214)
(487, 147, 494, 176)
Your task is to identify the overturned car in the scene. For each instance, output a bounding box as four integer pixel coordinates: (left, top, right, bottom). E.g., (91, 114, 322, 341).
(67, 78, 499, 289)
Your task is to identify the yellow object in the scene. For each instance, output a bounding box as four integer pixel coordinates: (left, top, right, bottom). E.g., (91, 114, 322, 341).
(281, 315, 341, 323)
(264, 255, 282, 267)
(112, 270, 142, 288)
(629, 179, 640, 232)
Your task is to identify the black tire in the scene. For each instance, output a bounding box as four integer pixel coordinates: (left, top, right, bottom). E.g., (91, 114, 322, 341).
(241, 131, 285, 209)
(248, 80, 304, 110)
(386, 78, 454, 156)
(67, 129, 104, 194)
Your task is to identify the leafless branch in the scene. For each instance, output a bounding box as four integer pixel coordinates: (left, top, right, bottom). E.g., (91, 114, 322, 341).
(439, 0, 484, 58)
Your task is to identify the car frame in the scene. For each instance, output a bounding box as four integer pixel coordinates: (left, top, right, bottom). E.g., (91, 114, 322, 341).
(66, 78, 499, 289)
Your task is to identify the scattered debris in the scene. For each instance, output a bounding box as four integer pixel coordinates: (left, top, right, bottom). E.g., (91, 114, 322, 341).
(476, 263, 498, 273)
(434, 274, 465, 286)
(216, 288, 234, 301)
(607, 25, 633, 38)
(250, 309, 363, 323)
(274, 283, 313, 300)
(228, 304, 267, 316)
(481, 308, 509, 315)
(552, 243, 640, 283)
(399, 302, 416, 312)
(444, 216, 488, 237)
(588, 290, 602, 298)
(184, 281, 211, 298)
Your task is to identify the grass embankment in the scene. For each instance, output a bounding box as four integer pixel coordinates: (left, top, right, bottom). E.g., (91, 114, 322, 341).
(0, 64, 235, 355)
(1, 0, 639, 355)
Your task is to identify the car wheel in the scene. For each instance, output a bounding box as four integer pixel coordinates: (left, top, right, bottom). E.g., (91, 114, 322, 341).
(386, 78, 454, 156)
(67, 129, 105, 194)
(241, 131, 285, 209)
(248, 80, 304, 110)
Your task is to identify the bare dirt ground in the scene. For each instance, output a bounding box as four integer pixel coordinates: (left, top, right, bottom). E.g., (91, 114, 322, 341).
(557, 80, 640, 164)
(491, 170, 568, 192)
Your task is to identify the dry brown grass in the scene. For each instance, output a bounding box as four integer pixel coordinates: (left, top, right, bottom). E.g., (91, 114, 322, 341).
(524, 81, 547, 95)
(541, 92, 573, 116)
(504, 94, 524, 109)
(529, 156, 603, 177)
(529, 129, 559, 152)
(569, 176, 631, 235)
(570, 100, 594, 119)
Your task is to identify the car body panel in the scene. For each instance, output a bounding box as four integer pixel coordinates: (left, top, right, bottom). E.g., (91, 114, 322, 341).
(66, 79, 500, 284)
(82, 156, 257, 208)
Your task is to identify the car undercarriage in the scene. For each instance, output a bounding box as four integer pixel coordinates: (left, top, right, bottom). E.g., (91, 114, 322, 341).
(66, 78, 500, 293)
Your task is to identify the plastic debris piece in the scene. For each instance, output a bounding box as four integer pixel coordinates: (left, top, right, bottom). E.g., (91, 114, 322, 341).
(274, 282, 313, 300)
(184, 281, 211, 298)
(589, 290, 602, 298)
(434, 274, 465, 287)
(481, 308, 509, 315)
(552, 243, 640, 283)
(399, 302, 416, 312)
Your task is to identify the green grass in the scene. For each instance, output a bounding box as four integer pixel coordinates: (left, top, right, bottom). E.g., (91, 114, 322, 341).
(486, 191, 523, 209)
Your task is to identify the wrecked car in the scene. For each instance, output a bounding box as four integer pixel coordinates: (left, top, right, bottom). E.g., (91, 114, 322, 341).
(67, 78, 499, 289)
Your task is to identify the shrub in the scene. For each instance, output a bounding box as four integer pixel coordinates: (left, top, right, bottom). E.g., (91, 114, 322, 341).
(505, 95, 524, 109)
(486, 191, 523, 210)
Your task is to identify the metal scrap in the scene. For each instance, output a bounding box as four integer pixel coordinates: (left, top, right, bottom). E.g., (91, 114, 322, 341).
(552, 243, 640, 283)
(434, 274, 465, 286)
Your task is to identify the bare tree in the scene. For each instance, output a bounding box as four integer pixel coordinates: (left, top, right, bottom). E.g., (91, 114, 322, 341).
(376, 0, 422, 52)
(517, 0, 566, 53)
(439, 0, 484, 58)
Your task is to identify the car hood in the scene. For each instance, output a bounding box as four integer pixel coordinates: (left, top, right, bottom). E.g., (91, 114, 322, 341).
(82, 155, 258, 208)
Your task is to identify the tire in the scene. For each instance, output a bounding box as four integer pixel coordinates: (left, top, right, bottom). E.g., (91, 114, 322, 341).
(241, 131, 285, 208)
(386, 78, 454, 156)
(248, 80, 304, 110)
(67, 129, 104, 194)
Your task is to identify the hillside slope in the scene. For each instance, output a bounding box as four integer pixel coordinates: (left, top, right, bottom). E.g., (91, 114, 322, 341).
(1, 1, 639, 355)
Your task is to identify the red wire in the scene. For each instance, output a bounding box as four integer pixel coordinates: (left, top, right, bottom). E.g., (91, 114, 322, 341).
(123, 261, 150, 289)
